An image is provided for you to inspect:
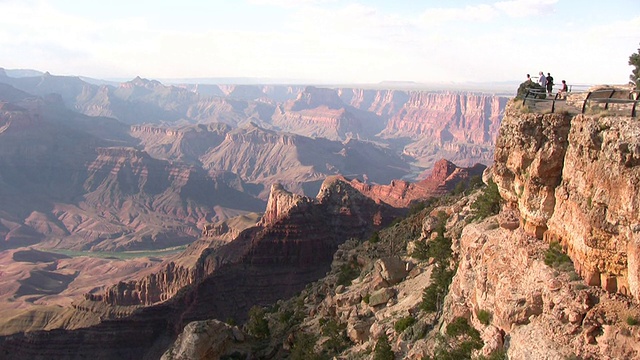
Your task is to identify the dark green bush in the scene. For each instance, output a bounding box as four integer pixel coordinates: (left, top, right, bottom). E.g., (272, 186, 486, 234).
(290, 332, 322, 360)
(420, 213, 455, 313)
(336, 262, 360, 287)
(246, 306, 270, 338)
(544, 241, 573, 271)
(373, 335, 394, 360)
(363, 293, 370, 304)
(627, 316, 639, 326)
(320, 318, 350, 355)
(471, 180, 502, 220)
(394, 316, 417, 333)
(477, 309, 492, 325)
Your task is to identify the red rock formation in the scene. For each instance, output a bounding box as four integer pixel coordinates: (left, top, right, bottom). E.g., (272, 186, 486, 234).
(98, 176, 400, 307)
(382, 92, 506, 144)
(349, 159, 486, 208)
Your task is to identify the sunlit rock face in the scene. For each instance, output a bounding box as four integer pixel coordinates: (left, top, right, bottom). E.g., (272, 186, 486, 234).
(493, 101, 640, 298)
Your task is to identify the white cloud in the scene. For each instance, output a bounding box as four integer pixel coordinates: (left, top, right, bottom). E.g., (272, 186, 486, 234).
(419, 4, 499, 24)
(494, 0, 558, 18)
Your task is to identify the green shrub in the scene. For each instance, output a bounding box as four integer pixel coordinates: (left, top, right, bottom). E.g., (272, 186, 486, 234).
(627, 316, 639, 326)
(394, 316, 417, 333)
(363, 293, 370, 304)
(411, 239, 429, 260)
(451, 181, 466, 196)
(467, 175, 484, 191)
(373, 335, 394, 360)
(429, 317, 484, 360)
(421, 265, 455, 313)
(544, 241, 573, 271)
(477, 349, 508, 360)
(320, 318, 350, 355)
(471, 180, 502, 220)
(369, 231, 381, 243)
(279, 309, 294, 324)
(246, 306, 270, 338)
(336, 262, 360, 287)
(420, 212, 455, 313)
(290, 332, 322, 360)
(477, 309, 492, 325)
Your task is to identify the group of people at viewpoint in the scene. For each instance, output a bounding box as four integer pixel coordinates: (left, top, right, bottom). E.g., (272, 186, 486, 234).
(526, 72, 569, 98)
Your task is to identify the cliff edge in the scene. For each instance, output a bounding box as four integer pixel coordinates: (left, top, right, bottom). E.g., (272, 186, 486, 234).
(493, 101, 640, 298)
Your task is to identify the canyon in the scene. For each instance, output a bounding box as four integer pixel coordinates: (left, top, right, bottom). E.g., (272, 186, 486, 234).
(1, 68, 639, 359)
(0, 68, 507, 356)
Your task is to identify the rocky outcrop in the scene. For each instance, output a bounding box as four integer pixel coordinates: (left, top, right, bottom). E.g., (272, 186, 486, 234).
(492, 105, 572, 238)
(444, 217, 640, 360)
(492, 100, 640, 298)
(161, 319, 246, 360)
(349, 159, 486, 208)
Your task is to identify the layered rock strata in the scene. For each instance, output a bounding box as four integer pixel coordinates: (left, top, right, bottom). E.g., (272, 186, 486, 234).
(492, 101, 640, 298)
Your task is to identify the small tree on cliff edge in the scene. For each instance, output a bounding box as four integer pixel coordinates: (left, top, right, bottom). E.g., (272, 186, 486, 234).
(630, 43, 640, 89)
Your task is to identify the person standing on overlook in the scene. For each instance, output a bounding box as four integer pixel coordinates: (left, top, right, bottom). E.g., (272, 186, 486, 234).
(546, 72, 554, 95)
(538, 71, 547, 90)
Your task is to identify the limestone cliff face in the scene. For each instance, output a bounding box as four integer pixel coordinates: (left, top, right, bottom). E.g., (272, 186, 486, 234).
(493, 101, 640, 298)
(382, 92, 506, 144)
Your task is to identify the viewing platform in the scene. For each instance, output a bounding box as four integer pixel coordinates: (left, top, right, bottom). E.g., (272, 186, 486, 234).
(520, 85, 639, 117)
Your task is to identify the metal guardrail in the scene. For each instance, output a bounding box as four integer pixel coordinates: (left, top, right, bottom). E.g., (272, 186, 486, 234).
(523, 87, 639, 117)
(581, 89, 639, 117)
(522, 88, 564, 113)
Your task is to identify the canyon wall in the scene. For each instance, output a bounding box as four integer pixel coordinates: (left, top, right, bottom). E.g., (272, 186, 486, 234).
(492, 101, 640, 298)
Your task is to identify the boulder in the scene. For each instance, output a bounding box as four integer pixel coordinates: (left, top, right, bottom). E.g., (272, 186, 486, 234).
(368, 288, 395, 307)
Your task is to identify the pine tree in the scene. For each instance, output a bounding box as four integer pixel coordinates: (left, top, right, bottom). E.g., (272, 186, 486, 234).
(630, 43, 640, 89)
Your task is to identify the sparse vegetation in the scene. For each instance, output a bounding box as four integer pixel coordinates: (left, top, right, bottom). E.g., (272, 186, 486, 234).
(369, 231, 381, 243)
(363, 293, 370, 304)
(477, 309, 492, 325)
(544, 241, 573, 272)
(471, 180, 502, 220)
(290, 332, 322, 360)
(320, 318, 351, 355)
(373, 335, 394, 360)
(336, 261, 360, 287)
(394, 316, 417, 333)
(420, 213, 455, 313)
(478, 349, 509, 360)
(246, 306, 270, 339)
(428, 317, 484, 360)
(626, 316, 639, 326)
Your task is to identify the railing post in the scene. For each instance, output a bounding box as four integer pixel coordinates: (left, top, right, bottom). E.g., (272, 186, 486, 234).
(582, 91, 593, 114)
(551, 93, 560, 113)
(604, 89, 616, 110)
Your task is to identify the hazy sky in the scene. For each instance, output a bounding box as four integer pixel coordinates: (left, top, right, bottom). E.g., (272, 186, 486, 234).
(0, 0, 638, 85)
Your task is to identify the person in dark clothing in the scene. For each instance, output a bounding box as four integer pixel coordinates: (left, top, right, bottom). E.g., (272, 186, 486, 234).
(546, 72, 554, 95)
(558, 80, 568, 99)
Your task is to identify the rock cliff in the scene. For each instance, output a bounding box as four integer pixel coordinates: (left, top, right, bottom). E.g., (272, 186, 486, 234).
(493, 101, 640, 298)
